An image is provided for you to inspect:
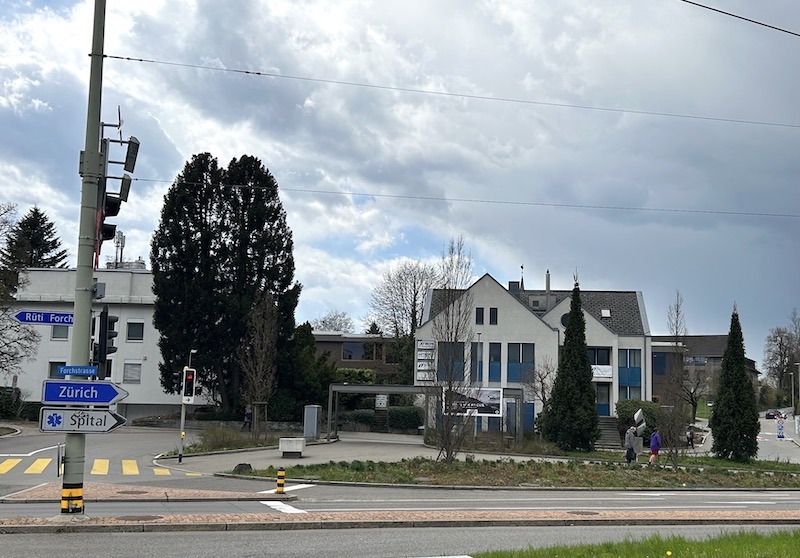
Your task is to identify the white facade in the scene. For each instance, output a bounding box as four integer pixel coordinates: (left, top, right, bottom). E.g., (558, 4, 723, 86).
(414, 273, 652, 423)
(9, 268, 187, 419)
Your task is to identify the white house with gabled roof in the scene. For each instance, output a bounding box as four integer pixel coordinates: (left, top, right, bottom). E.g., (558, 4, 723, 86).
(414, 270, 652, 433)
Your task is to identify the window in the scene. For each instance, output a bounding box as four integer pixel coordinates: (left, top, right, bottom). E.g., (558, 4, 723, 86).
(587, 347, 611, 366)
(122, 362, 142, 384)
(126, 322, 144, 341)
(488, 342, 501, 382)
(470, 342, 483, 382)
(475, 307, 484, 325)
(51, 325, 69, 340)
(342, 341, 383, 361)
(48, 361, 66, 379)
(489, 307, 498, 325)
(507, 342, 534, 382)
(437, 341, 465, 381)
(618, 349, 641, 368)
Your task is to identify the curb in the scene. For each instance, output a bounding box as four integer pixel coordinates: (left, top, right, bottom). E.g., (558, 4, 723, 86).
(2, 516, 800, 534)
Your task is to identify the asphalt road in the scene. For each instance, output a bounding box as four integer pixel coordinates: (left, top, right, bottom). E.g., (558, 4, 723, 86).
(1, 525, 798, 558)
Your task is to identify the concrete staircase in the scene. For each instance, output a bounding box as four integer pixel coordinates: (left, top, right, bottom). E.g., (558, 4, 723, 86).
(596, 416, 622, 449)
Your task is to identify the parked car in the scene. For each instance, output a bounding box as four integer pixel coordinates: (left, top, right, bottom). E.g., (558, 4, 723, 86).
(765, 410, 784, 419)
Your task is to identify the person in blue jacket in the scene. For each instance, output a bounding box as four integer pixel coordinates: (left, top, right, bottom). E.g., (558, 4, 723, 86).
(649, 427, 662, 466)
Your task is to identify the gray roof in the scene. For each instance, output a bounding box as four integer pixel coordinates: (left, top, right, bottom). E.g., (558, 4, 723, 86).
(426, 274, 648, 336)
(652, 335, 728, 356)
(517, 289, 647, 336)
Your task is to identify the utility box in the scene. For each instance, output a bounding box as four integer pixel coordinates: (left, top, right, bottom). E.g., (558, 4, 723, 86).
(304, 404, 322, 441)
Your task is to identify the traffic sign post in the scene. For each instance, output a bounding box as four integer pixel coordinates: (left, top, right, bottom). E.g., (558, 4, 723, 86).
(39, 407, 126, 433)
(14, 311, 74, 325)
(42, 380, 128, 406)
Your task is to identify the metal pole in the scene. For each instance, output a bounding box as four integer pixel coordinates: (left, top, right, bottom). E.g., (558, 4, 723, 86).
(62, 0, 106, 516)
(178, 402, 186, 463)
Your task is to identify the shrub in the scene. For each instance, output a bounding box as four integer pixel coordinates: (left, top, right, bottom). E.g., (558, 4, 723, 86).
(616, 399, 662, 439)
(388, 406, 423, 429)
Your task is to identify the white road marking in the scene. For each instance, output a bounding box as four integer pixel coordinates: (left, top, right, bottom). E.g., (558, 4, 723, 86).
(259, 483, 316, 494)
(261, 501, 308, 514)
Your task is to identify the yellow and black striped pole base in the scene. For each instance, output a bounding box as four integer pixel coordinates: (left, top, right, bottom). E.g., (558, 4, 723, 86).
(60, 482, 83, 514)
(276, 467, 285, 494)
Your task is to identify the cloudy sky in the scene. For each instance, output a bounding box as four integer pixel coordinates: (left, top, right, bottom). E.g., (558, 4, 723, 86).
(2, 1, 798, 368)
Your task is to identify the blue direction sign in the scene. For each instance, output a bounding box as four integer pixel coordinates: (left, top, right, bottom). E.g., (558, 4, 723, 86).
(57, 365, 98, 377)
(14, 310, 74, 325)
(42, 380, 129, 406)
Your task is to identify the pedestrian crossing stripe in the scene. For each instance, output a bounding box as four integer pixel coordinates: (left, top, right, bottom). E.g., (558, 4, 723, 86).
(0, 458, 195, 476)
(24, 458, 51, 474)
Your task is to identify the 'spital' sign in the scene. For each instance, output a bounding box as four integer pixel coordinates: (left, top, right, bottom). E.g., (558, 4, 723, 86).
(39, 407, 126, 433)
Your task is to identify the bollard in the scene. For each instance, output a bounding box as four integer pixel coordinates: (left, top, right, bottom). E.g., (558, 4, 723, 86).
(276, 467, 285, 494)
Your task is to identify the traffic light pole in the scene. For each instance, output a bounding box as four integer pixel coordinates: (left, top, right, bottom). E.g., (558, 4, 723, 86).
(178, 402, 186, 463)
(64, 0, 106, 516)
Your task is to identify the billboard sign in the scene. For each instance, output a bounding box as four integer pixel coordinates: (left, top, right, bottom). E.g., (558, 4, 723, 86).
(444, 388, 502, 417)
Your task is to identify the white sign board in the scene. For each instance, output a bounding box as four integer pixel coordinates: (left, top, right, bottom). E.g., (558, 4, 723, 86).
(417, 340, 435, 350)
(39, 407, 126, 433)
(445, 388, 502, 417)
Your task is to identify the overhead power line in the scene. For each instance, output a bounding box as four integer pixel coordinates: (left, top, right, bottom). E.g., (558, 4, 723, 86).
(104, 54, 800, 130)
(678, 0, 800, 38)
(131, 177, 800, 219)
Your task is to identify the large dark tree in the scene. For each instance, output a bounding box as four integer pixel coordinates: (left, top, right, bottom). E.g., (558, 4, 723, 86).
(0, 206, 68, 295)
(710, 307, 759, 461)
(151, 153, 300, 412)
(540, 278, 599, 451)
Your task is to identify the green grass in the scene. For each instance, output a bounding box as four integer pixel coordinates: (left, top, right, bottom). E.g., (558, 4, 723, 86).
(473, 530, 800, 557)
(241, 455, 800, 489)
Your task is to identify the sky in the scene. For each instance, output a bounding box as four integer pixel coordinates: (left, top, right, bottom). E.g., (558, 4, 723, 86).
(1, 1, 798, 369)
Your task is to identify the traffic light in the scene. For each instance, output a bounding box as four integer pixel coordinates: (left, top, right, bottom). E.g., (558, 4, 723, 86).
(96, 137, 137, 261)
(97, 304, 118, 379)
(172, 370, 183, 392)
(182, 366, 196, 403)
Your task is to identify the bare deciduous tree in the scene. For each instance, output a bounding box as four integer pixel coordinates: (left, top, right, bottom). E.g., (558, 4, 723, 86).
(238, 293, 278, 438)
(369, 259, 438, 337)
(429, 236, 476, 463)
(0, 305, 40, 379)
(521, 356, 556, 435)
(662, 289, 694, 467)
(310, 309, 355, 333)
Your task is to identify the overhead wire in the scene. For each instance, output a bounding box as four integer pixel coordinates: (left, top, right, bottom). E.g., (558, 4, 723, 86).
(677, 0, 800, 38)
(104, 54, 800, 130)
(130, 177, 800, 219)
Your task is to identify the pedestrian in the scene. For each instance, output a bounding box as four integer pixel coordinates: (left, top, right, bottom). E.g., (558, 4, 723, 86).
(241, 404, 252, 432)
(686, 426, 694, 449)
(624, 425, 637, 465)
(649, 427, 662, 466)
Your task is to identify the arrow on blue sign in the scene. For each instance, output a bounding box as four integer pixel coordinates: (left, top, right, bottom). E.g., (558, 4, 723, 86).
(42, 380, 129, 405)
(14, 311, 74, 325)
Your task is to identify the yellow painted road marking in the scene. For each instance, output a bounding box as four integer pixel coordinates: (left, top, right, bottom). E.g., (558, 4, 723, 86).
(91, 459, 109, 475)
(153, 468, 170, 476)
(24, 458, 52, 474)
(186, 472, 202, 477)
(0, 458, 22, 474)
(122, 460, 139, 475)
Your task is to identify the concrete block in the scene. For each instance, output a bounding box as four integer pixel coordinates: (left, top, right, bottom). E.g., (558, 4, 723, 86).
(279, 437, 305, 458)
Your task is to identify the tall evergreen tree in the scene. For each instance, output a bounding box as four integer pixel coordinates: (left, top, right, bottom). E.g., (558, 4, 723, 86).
(0, 206, 68, 295)
(151, 153, 300, 412)
(541, 278, 599, 451)
(709, 307, 759, 461)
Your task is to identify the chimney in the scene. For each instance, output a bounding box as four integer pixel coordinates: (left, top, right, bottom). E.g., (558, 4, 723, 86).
(545, 269, 551, 311)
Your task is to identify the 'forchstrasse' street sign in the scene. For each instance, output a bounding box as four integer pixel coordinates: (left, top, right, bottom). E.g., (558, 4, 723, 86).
(39, 407, 126, 433)
(42, 380, 129, 406)
(14, 311, 74, 325)
(57, 365, 98, 377)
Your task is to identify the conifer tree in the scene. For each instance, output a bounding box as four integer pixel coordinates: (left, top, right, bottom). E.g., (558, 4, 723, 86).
(0, 206, 68, 295)
(541, 277, 599, 451)
(151, 153, 300, 412)
(709, 307, 759, 461)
